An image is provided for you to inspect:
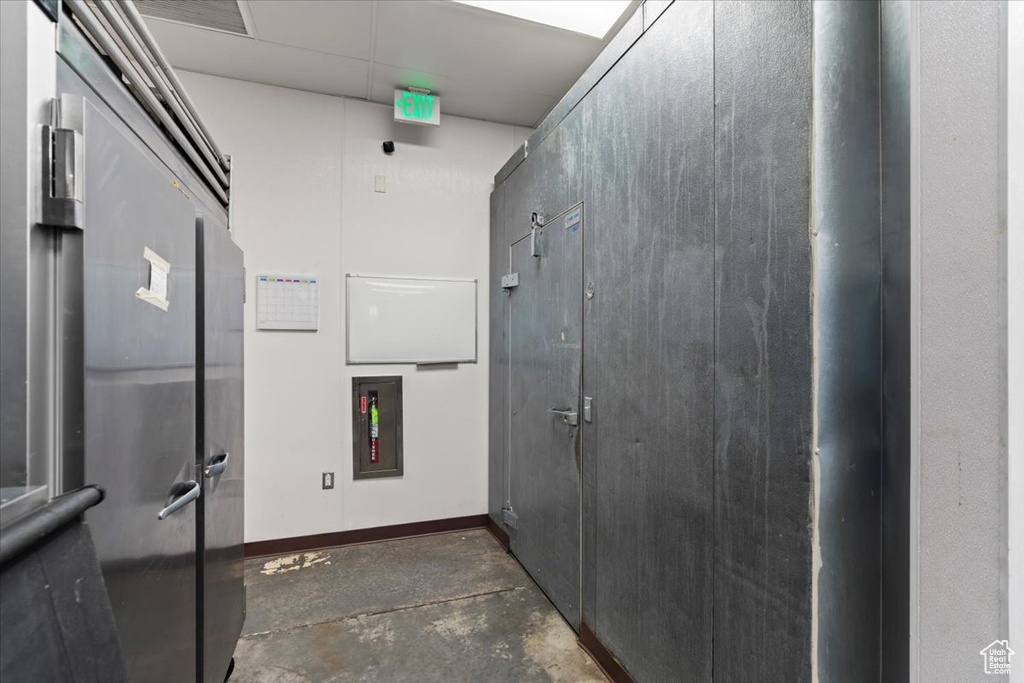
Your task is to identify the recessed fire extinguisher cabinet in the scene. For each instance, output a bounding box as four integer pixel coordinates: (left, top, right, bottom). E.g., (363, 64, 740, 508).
(352, 376, 404, 479)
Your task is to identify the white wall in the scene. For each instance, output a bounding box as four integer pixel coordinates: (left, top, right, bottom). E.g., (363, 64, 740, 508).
(1006, 2, 1024, 680)
(178, 71, 530, 542)
(910, 2, 1010, 680)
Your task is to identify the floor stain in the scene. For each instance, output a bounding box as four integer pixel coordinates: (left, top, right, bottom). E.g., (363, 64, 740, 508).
(260, 552, 331, 576)
(523, 612, 603, 683)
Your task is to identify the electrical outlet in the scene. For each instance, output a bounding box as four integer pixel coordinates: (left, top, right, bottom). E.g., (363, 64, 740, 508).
(322, 472, 334, 489)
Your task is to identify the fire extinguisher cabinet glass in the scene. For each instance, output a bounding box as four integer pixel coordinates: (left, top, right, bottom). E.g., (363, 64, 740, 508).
(351, 376, 404, 479)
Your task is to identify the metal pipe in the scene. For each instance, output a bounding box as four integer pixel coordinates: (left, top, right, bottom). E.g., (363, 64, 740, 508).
(116, 0, 230, 172)
(109, 0, 229, 185)
(0, 486, 105, 567)
(65, 0, 228, 204)
(93, 0, 229, 188)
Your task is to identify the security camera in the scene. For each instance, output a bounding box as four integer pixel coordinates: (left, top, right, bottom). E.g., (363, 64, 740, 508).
(382, 141, 395, 154)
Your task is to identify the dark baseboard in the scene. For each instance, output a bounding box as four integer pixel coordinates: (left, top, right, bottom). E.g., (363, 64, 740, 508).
(244, 514, 490, 558)
(579, 621, 634, 683)
(485, 515, 510, 551)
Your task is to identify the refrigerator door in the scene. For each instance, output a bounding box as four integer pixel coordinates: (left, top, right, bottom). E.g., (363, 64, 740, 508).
(78, 96, 199, 682)
(198, 217, 246, 682)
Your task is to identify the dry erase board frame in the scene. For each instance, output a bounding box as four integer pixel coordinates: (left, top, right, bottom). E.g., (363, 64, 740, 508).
(256, 274, 320, 331)
(345, 274, 478, 365)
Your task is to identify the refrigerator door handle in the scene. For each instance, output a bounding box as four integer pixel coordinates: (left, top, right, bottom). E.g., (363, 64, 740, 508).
(204, 452, 230, 479)
(157, 480, 200, 520)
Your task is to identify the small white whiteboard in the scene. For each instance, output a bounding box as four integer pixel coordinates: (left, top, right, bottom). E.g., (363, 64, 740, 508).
(257, 274, 319, 331)
(346, 274, 477, 364)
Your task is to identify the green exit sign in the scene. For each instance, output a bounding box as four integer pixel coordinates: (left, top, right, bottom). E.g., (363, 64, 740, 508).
(394, 89, 440, 126)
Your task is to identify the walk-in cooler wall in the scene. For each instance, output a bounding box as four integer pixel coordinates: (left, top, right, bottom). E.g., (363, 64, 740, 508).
(489, 1, 909, 681)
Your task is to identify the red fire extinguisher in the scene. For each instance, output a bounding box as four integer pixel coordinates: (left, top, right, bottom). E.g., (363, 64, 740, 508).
(369, 393, 379, 464)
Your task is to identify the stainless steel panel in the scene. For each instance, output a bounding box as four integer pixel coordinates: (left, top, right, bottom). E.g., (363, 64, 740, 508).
(199, 215, 245, 683)
(879, 3, 911, 681)
(506, 118, 585, 627)
(58, 20, 227, 221)
(0, 0, 56, 512)
(77, 94, 198, 683)
(0, 0, 32, 490)
(488, 186, 508, 524)
(714, 2, 814, 682)
(812, 2, 883, 681)
(580, 2, 714, 679)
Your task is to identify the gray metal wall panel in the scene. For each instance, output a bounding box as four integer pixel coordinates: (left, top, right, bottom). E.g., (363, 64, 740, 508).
(581, 2, 715, 679)
(526, 6, 644, 155)
(642, 0, 673, 31)
(713, 3, 814, 682)
(488, 186, 507, 524)
(812, 2, 882, 681)
(879, 3, 911, 682)
(494, 144, 526, 186)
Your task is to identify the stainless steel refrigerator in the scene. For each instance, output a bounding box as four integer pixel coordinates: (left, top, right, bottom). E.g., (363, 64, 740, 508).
(45, 14, 246, 683)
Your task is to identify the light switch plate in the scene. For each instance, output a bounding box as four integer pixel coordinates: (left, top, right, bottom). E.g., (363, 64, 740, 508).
(322, 472, 334, 489)
(374, 175, 386, 193)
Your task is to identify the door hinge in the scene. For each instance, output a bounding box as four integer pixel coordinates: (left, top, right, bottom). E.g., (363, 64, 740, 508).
(40, 96, 86, 230)
(501, 506, 518, 530)
(501, 272, 519, 290)
(242, 267, 247, 304)
(41, 125, 85, 229)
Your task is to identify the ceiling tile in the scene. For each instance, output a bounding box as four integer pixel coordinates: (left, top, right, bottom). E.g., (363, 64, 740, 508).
(370, 64, 554, 127)
(373, 0, 604, 98)
(246, 0, 374, 60)
(146, 17, 369, 99)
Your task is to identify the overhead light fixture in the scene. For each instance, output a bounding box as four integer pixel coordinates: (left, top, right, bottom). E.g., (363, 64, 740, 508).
(453, 0, 632, 39)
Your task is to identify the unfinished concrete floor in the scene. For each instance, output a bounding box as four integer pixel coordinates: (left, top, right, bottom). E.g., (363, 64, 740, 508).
(232, 529, 604, 682)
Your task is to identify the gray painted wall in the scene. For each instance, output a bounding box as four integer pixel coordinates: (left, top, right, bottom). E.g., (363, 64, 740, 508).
(914, 2, 1008, 681)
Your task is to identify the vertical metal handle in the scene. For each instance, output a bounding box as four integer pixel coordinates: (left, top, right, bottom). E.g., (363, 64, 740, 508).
(157, 480, 200, 520)
(204, 452, 229, 478)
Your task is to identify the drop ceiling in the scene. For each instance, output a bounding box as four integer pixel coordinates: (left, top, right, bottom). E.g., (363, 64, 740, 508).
(140, 0, 639, 128)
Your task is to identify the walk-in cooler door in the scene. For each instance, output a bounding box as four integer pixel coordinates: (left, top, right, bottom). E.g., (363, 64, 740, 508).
(507, 205, 583, 628)
(198, 216, 245, 683)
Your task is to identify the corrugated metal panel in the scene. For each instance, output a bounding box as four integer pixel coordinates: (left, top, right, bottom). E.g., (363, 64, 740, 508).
(812, 2, 883, 681)
(580, 2, 715, 679)
(713, 2, 814, 681)
(136, 0, 248, 36)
